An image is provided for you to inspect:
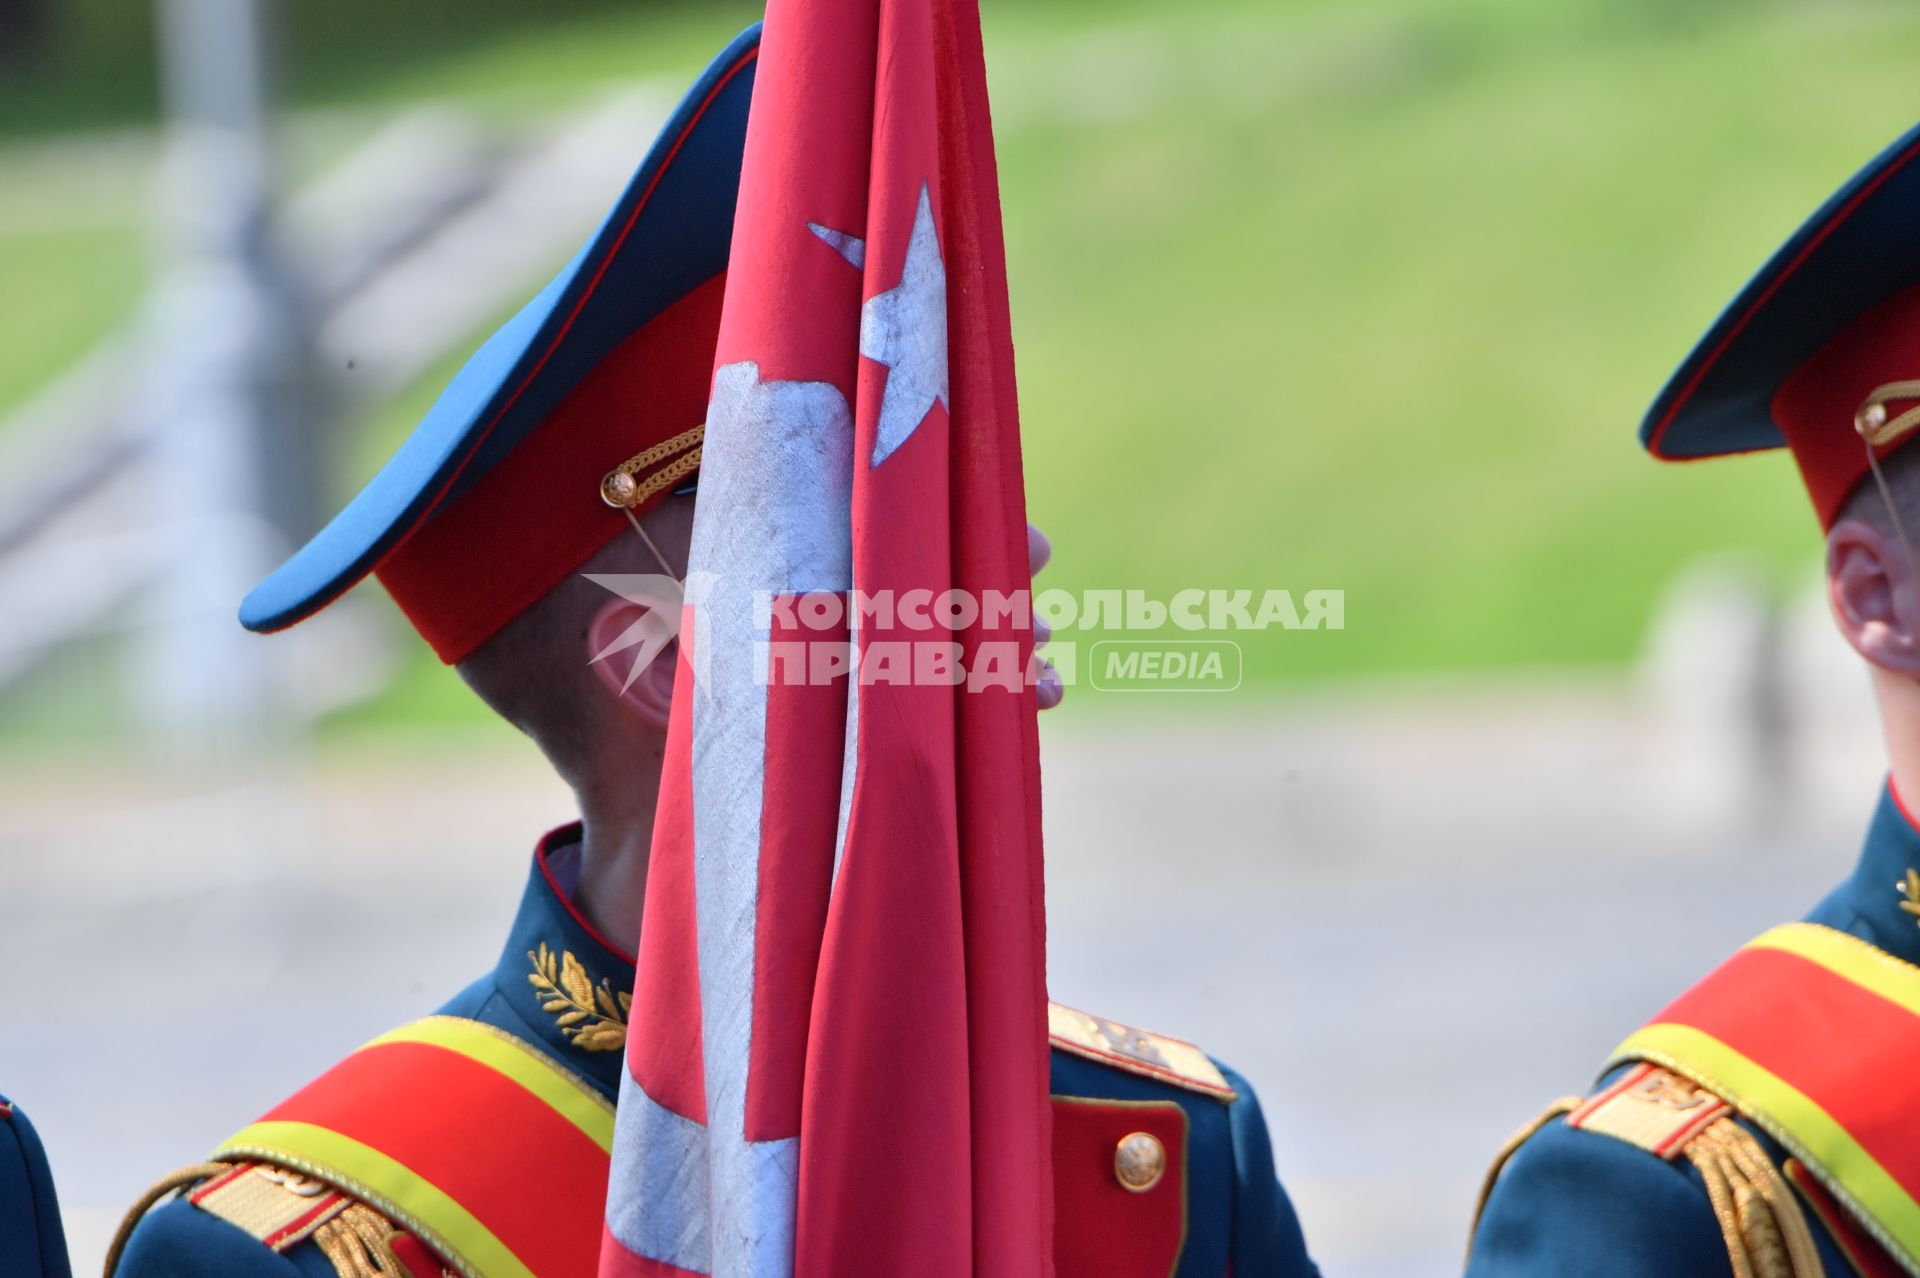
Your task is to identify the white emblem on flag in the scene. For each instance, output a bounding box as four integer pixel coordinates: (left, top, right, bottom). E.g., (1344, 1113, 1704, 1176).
(807, 221, 866, 269)
(859, 183, 948, 467)
(605, 358, 854, 1278)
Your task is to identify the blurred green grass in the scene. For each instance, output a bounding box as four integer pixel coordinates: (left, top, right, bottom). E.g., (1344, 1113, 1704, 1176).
(5, 0, 1918, 731)
(0, 224, 143, 415)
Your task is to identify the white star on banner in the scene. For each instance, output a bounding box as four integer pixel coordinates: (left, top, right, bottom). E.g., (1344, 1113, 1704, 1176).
(859, 183, 947, 467)
(807, 221, 865, 269)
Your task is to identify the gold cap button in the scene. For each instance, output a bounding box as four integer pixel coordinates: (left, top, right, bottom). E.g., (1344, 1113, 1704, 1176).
(601, 470, 639, 508)
(1113, 1131, 1166, 1192)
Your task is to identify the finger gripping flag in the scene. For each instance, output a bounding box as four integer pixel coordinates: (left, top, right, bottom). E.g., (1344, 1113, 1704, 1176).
(600, 1, 1051, 1275)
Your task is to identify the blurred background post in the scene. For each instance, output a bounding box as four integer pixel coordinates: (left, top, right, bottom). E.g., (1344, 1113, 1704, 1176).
(139, 0, 310, 744)
(0, 1, 1908, 1273)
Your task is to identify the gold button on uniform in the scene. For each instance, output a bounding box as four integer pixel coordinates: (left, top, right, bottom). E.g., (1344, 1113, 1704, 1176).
(1113, 1131, 1166, 1192)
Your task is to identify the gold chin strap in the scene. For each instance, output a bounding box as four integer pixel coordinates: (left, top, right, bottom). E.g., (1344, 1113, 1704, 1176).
(1856, 383, 1920, 566)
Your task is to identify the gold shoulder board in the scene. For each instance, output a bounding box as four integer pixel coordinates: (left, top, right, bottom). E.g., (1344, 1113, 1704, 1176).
(191, 1162, 431, 1277)
(1570, 1064, 1822, 1278)
(105, 1160, 428, 1278)
(1047, 1001, 1237, 1101)
(186, 1162, 355, 1253)
(1567, 1062, 1732, 1157)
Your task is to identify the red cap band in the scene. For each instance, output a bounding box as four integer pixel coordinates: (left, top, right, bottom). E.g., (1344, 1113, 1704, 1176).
(376, 273, 726, 663)
(1774, 283, 1920, 528)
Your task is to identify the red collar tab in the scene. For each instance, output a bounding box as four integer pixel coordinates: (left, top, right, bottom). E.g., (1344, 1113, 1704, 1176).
(1891, 775, 1920, 835)
(532, 823, 637, 968)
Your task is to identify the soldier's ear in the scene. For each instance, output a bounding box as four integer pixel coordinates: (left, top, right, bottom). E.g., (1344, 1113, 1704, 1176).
(584, 594, 679, 730)
(1828, 517, 1920, 677)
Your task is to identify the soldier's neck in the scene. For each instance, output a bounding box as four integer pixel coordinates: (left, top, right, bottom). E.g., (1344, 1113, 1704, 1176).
(1876, 667, 1920, 812)
(568, 750, 666, 957)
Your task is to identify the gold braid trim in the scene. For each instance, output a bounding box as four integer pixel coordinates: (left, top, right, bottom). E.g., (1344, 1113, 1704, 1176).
(1466, 1096, 1583, 1262)
(311, 1202, 413, 1278)
(1856, 380, 1920, 449)
(625, 446, 701, 510)
(1682, 1117, 1824, 1278)
(600, 424, 704, 509)
(609, 423, 705, 480)
(103, 1162, 233, 1276)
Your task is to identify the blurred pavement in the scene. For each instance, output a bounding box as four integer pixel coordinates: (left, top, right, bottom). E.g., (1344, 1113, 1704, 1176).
(0, 680, 1878, 1276)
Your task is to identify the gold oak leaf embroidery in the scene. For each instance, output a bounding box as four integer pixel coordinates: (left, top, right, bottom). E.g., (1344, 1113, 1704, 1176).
(1900, 869, 1920, 927)
(528, 942, 631, 1052)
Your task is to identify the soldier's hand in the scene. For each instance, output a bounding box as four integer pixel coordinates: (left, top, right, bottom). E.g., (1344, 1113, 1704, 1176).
(1030, 523, 1063, 709)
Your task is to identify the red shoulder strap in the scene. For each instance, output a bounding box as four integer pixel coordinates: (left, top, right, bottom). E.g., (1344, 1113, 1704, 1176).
(211, 1016, 613, 1278)
(1613, 923, 1920, 1276)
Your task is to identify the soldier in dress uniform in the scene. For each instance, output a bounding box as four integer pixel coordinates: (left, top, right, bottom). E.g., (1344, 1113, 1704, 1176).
(1468, 120, 1920, 1278)
(108, 27, 1318, 1278)
(1, 1093, 71, 1278)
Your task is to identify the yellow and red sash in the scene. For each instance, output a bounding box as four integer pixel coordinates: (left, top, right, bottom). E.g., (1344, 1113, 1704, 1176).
(211, 1016, 614, 1278)
(1611, 923, 1920, 1275)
